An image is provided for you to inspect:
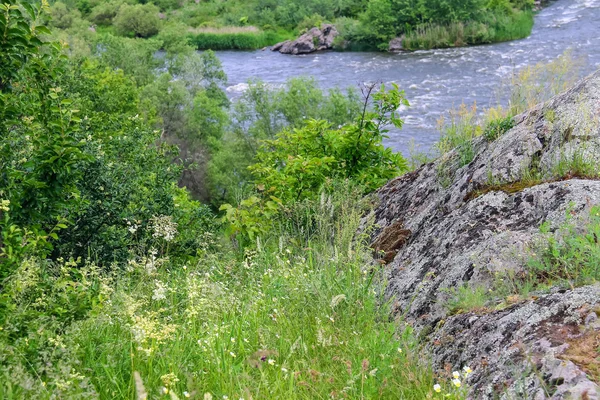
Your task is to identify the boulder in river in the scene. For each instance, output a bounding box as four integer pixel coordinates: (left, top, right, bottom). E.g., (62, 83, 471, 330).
(272, 24, 338, 55)
(367, 69, 600, 399)
(388, 36, 405, 52)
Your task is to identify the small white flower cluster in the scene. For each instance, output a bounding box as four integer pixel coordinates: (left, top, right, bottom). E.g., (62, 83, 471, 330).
(150, 215, 178, 242)
(152, 280, 168, 301)
(433, 366, 472, 394)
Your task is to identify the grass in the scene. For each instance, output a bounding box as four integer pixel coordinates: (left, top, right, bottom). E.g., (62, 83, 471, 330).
(0, 183, 482, 399)
(444, 285, 490, 315)
(402, 11, 533, 51)
(188, 30, 293, 50)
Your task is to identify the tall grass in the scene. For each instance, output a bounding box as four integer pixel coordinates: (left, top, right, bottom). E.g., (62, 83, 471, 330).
(402, 11, 533, 50)
(188, 30, 292, 50)
(0, 182, 476, 399)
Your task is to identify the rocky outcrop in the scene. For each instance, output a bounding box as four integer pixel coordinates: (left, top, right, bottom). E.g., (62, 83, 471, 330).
(368, 70, 600, 398)
(272, 24, 338, 55)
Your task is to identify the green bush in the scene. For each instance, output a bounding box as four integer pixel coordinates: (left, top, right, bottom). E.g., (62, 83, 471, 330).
(50, 1, 82, 29)
(89, 0, 123, 26)
(114, 3, 161, 38)
(221, 84, 409, 242)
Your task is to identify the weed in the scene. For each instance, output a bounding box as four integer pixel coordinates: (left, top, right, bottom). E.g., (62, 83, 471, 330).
(484, 116, 514, 141)
(444, 284, 490, 314)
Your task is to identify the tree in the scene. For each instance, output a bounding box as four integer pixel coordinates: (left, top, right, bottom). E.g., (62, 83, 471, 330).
(114, 3, 161, 38)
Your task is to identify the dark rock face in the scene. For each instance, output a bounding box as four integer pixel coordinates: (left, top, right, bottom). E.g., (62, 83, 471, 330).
(272, 24, 338, 55)
(368, 70, 600, 398)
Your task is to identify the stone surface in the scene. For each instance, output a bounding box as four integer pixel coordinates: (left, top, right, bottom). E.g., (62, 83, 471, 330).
(389, 36, 404, 52)
(272, 24, 338, 55)
(368, 69, 600, 398)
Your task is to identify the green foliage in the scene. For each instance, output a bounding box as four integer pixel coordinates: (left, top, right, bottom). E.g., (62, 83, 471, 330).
(208, 77, 361, 206)
(0, 183, 441, 399)
(445, 284, 490, 314)
(88, 0, 123, 26)
(484, 115, 514, 141)
(528, 209, 600, 288)
(113, 3, 160, 38)
(492, 206, 600, 302)
(188, 30, 290, 50)
(49, 1, 82, 29)
(436, 103, 481, 167)
(91, 34, 162, 85)
(221, 84, 409, 243)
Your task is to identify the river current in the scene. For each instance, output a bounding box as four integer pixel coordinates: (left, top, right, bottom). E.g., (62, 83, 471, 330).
(215, 0, 600, 154)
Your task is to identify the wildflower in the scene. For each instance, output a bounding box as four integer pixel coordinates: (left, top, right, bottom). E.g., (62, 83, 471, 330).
(203, 394, 213, 400)
(230, 352, 236, 358)
(0, 199, 10, 212)
(463, 366, 472, 375)
(433, 384, 441, 393)
(152, 280, 168, 301)
(452, 378, 461, 388)
(231, 338, 235, 343)
(160, 373, 179, 387)
(397, 347, 402, 354)
(150, 215, 178, 241)
(452, 371, 460, 379)
(223, 396, 229, 400)
(281, 367, 288, 373)
(183, 392, 191, 398)
(160, 386, 169, 395)
(268, 359, 276, 365)
(369, 368, 378, 377)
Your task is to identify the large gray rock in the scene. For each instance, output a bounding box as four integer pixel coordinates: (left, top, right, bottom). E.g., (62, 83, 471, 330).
(368, 70, 600, 398)
(272, 24, 338, 55)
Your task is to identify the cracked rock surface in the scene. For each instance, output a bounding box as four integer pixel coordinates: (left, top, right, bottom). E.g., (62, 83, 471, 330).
(368, 70, 600, 398)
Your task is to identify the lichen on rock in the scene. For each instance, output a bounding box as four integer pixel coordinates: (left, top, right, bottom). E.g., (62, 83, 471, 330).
(369, 69, 600, 398)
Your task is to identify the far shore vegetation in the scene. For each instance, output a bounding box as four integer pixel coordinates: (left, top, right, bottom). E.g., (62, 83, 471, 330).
(49, 0, 537, 51)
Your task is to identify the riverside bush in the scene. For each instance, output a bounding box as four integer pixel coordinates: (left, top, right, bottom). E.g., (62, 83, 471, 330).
(220, 84, 409, 243)
(113, 3, 161, 38)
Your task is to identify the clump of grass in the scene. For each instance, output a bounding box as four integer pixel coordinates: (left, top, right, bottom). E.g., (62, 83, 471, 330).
(528, 206, 600, 288)
(402, 11, 533, 51)
(189, 26, 262, 34)
(505, 50, 586, 116)
(484, 115, 514, 141)
(444, 284, 490, 315)
(188, 30, 292, 50)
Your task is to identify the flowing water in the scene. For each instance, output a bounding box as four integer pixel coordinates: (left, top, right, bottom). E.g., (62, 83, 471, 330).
(215, 0, 600, 154)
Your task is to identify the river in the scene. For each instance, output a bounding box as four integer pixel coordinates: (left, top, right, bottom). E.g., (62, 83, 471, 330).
(215, 0, 600, 154)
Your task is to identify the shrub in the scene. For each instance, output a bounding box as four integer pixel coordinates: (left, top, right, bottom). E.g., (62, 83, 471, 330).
(114, 3, 161, 38)
(50, 1, 82, 29)
(89, 0, 123, 26)
(221, 84, 409, 242)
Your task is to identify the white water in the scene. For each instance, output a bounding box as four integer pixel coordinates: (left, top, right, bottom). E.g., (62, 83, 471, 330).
(215, 0, 600, 154)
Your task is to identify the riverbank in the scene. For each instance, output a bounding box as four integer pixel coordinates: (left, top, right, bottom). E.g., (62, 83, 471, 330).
(190, 10, 534, 52)
(49, 0, 538, 52)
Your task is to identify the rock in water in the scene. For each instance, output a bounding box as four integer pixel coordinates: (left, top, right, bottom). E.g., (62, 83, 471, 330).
(272, 24, 338, 55)
(388, 36, 404, 52)
(368, 69, 600, 399)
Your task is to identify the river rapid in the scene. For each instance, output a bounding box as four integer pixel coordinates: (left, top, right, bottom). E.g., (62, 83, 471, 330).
(215, 0, 600, 154)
